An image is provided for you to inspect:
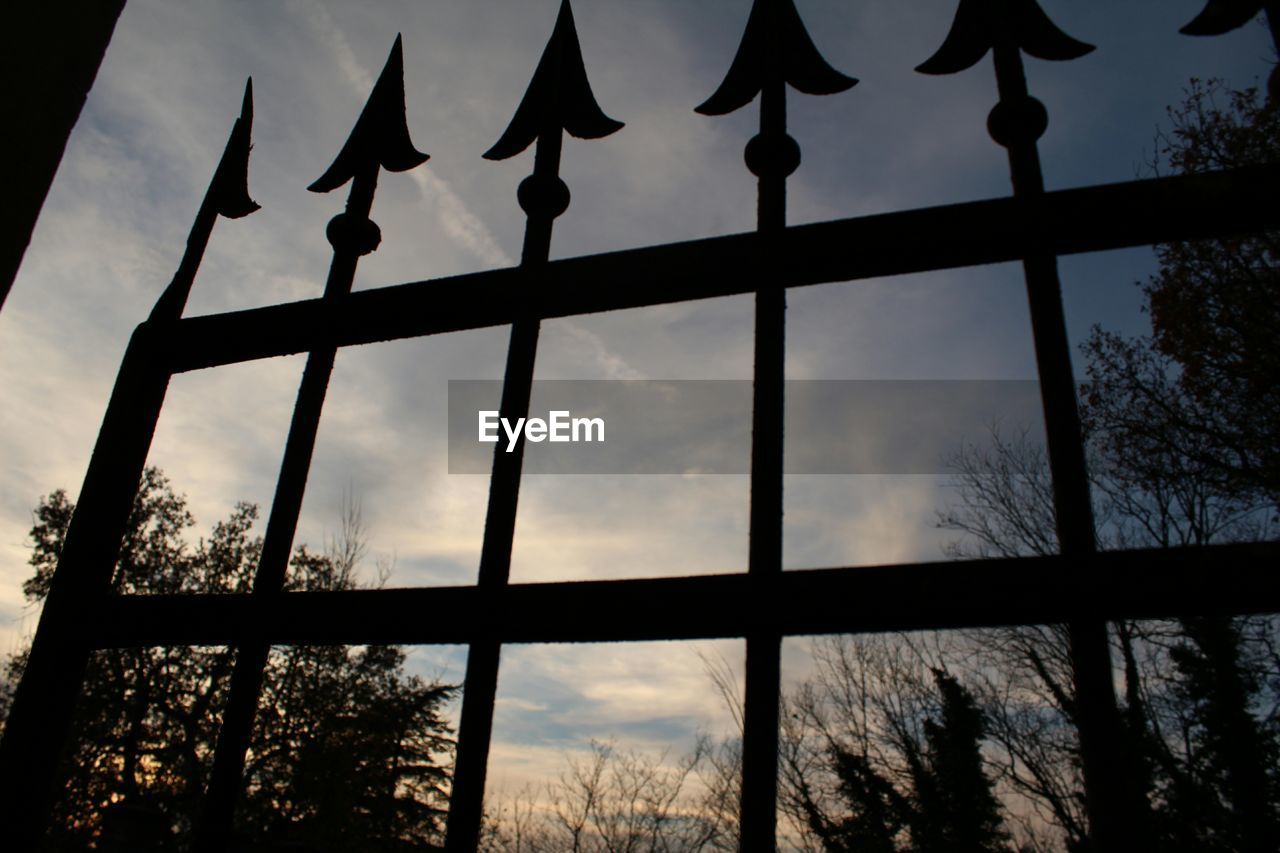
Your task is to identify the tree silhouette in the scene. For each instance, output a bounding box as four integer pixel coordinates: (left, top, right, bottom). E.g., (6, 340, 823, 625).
(928, 79, 1280, 853)
(906, 671, 1013, 853)
(1089, 79, 1280, 509)
(815, 749, 907, 852)
(1151, 83, 1280, 474)
(1081, 80, 1280, 852)
(479, 738, 734, 852)
(789, 647, 1013, 853)
(1, 468, 457, 851)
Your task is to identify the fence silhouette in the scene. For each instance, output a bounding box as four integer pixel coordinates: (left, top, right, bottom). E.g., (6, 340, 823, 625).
(3, 1, 1280, 850)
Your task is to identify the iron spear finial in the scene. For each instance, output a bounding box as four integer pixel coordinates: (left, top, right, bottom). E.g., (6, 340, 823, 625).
(916, 0, 1094, 76)
(481, 0, 620, 245)
(483, 0, 623, 161)
(695, 0, 856, 117)
(209, 78, 261, 219)
(148, 77, 259, 322)
(308, 34, 429, 193)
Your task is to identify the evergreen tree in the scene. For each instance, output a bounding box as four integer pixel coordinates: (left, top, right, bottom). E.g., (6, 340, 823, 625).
(809, 750, 907, 853)
(808, 670, 1012, 853)
(906, 670, 1012, 853)
(1, 468, 457, 851)
(1159, 616, 1280, 852)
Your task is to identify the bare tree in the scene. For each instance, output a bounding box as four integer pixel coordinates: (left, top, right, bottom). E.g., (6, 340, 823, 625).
(936, 414, 1280, 850)
(777, 633, 1020, 852)
(482, 738, 730, 852)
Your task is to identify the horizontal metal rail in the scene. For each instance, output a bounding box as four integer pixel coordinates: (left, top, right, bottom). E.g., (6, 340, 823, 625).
(164, 164, 1280, 373)
(87, 541, 1280, 648)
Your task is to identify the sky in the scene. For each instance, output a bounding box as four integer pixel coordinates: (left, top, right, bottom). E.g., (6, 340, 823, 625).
(1, 0, 1275, 802)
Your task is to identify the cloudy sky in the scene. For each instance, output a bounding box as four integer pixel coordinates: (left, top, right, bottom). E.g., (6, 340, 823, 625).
(1, 0, 1274, 796)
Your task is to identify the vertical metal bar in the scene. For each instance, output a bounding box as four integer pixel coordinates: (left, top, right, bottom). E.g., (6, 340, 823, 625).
(444, 317, 539, 850)
(446, 7, 622, 842)
(445, 124, 562, 853)
(740, 66, 788, 852)
(989, 41, 1143, 851)
(0, 85, 255, 837)
(199, 163, 379, 851)
(693, 4, 851, 843)
(0, 326, 170, 849)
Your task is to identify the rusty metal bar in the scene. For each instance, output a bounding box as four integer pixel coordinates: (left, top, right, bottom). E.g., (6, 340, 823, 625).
(86, 542, 1280, 648)
(161, 163, 1280, 374)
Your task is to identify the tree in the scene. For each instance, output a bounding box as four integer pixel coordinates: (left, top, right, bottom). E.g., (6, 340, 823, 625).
(1, 468, 458, 851)
(477, 650, 747, 851)
(1082, 77, 1280, 853)
(1159, 616, 1280, 852)
(937, 419, 1280, 851)
(929, 75, 1280, 851)
(1141, 79, 1280, 506)
(479, 738, 732, 852)
(782, 636, 1016, 853)
(800, 669, 1012, 853)
(908, 670, 1014, 853)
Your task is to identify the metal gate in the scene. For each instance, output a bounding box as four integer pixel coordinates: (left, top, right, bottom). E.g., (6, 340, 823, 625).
(3, 1, 1279, 850)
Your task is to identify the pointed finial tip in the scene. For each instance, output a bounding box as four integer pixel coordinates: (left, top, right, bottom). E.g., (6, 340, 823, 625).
(308, 35, 428, 193)
(483, 0, 622, 160)
(695, 0, 856, 117)
(208, 77, 260, 219)
(915, 0, 1094, 76)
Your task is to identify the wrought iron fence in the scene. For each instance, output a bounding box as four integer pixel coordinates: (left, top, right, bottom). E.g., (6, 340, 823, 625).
(2, 1, 1279, 850)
